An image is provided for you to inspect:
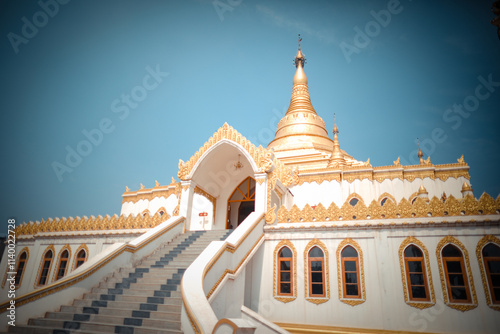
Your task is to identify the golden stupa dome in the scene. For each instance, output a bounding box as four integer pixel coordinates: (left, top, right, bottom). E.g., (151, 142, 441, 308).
(267, 38, 333, 153)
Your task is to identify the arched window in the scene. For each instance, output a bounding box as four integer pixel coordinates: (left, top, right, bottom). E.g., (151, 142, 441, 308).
(308, 246, 325, 297)
(482, 243, 500, 305)
(442, 244, 471, 303)
(37, 249, 53, 286)
(14, 251, 28, 287)
(341, 246, 360, 298)
(278, 247, 293, 296)
(55, 249, 69, 281)
(74, 249, 87, 269)
(404, 245, 430, 301)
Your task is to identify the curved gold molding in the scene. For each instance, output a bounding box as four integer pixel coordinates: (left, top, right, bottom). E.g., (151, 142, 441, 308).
(475, 235, 500, 311)
(273, 240, 297, 303)
(122, 182, 180, 204)
(34, 245, 56, 289)
(304, 239, 330, 304)
(398, 237, 435, 309)
(436, 236, 477, 311)
(336, 239, 366, 306)
(277, 193, 500, 223)
(377, 192, 397, 206)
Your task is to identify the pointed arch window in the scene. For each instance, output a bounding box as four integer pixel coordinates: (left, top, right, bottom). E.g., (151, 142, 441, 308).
(74, 249, 87, 269)
(341, 246, 361, 298)
(37, 248, 54, 286)
(278, 247, 293, 296)
(308, 247, 325, 297)
(404, 245, 430, 301)
(55, 249, 70, 281)
(274, 240, 297, 303)
(481, 242, 500, 305)
(14, 251, 28, 287)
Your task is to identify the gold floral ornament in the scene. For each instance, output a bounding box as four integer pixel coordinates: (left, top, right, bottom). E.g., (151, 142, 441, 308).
(265, 205, 277, 224)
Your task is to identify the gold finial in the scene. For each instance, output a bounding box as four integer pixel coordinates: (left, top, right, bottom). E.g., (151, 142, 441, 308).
(418, 184, 428, 195)
(417, 138, 424, 164)
(140, 183, 145, 190)
(125, 186, 130, 192)
(393, 157, 401, 166)
(155, 180, 160, 187)
(171, 176, 176, 184)
(333, 114, 339, 135)
(298, 33, 302, 50)
(457, 155, 465, 164)
(461, 182, 473, 193)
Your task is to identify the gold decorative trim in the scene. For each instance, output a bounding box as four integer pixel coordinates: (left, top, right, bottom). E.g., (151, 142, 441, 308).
(34, 245, 56, 288)
(14, 212, 170, 236)
(377, 192, 397, 206)
(475, 235, 500, 311)
(276, 193, 500, 223)
(265, 204, 277, 224)
(304, 239, 330, 304)
(121, 183, 180, 204)
(336, 239, 366, 306)
(52, 245, 72, 282)
(273, 240, 297, 303)
(1, 217, 185, 313)
(256, 178, 266, 185)
(398, 237, 435, 309)
(436, 236, 478, 311)
(73, 244, 89, 271)
(178, 123, 275, 180)
(206, 235, 265, 299)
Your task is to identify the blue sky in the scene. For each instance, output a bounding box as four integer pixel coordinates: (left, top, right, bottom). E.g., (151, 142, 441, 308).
(1, 0, 499, 234)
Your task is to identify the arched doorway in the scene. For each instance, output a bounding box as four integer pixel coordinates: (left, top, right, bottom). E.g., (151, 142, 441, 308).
(226, 177, 256, 229)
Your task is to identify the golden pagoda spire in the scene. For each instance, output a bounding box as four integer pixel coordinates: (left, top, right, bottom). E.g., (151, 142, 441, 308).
(267, 35, 333, 153)
(417, 138, 424, 164)
(329, 114, 345, 167)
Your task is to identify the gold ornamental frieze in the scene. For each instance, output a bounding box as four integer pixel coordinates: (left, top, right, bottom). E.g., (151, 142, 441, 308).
(177, 123, 274, 181)
(276, 193, 500, 223)
(14, 212, 170, 236)
(122, 181, 181, 204)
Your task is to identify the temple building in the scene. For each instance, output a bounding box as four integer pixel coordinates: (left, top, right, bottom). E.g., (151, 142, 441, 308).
(1, 41, 500, 334)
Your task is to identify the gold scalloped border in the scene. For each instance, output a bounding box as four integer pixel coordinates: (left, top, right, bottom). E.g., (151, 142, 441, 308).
(273, 240, 297, 303)
(436, 236, 477, 311)
(475, 235, 500, 311)
(398, 237, 435, 309)
(336, 239, 366, 306)
(304, 239, 330, 304)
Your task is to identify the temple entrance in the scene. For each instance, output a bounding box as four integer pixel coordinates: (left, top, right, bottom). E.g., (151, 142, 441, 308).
(226, 177, 256, 229)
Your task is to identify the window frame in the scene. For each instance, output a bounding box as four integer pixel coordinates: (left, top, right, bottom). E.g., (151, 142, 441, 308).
(341, 246, 361, 299)
(54, 248, 70, 281)
(442, 245, 471, 303)
(36, 246, 55, 287)
(14, 248, 29, 287)
(476, 235, 500, 311)
(404, 245, 431, 302)
(436, 236, 477, 311)
(73, 248, 87, 270)
(273, 240, 297, 303)
(304, 239, 329, 304)
(337, 239, 366, 306)
(277, 246, 293, 297)
(308, 247, 326, 298)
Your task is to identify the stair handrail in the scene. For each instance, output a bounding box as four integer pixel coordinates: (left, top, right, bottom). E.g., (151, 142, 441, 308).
(181, 212, 265, 334)
(0, 216, 185, 319)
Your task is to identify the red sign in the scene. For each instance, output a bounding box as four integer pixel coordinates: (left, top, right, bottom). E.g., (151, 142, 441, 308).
(199, 212, 208, 217)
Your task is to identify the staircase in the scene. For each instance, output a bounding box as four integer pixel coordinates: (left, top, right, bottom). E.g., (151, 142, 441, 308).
(8, 230, 231, 334)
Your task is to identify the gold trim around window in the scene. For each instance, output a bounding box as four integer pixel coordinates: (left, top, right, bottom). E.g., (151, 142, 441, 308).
(14, 247, 30, 288)
(273, 240, 297, 303)
(398, 237, 435, 309)
(476, 235, 500, 311)
(73, 244, 89, 271)
(436, 236, 477, 311)
(304, 239, 330, 304)
(336, 239, 365, 306)
(53, 245, 71, 282)
(35, 245, 56, 288)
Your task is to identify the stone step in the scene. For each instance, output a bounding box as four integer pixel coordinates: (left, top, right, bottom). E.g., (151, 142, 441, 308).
(60, 304, 182, 318)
